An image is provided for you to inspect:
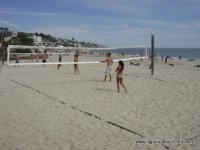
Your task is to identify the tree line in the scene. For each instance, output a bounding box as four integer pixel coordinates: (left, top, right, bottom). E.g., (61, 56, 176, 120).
(0, 27, 106, 60)
(0, 27, 106, 47)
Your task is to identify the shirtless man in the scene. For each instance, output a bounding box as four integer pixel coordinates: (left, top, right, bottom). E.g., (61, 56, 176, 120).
(15, 54, 20, 67)
(100, 52, 113, 82)
(42, 52, 48, 67)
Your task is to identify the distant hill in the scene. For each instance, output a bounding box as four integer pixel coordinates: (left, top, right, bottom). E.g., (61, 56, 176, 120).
(0, 27, 107, 48)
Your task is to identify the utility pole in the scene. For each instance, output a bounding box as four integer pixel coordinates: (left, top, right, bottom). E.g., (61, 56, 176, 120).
(0, 29, 4, 65)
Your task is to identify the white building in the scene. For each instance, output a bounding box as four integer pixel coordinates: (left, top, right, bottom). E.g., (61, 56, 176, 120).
(11, 31, 17, 37)
(4, 37, 11, 42)
(4, 32, 17, 42)
(31, 35, 42, 46)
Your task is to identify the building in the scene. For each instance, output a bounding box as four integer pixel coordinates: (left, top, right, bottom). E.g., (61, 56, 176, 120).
(11, 31, 17, 37)
(31, 35, 43, 46)
(4, 31, 18, 42)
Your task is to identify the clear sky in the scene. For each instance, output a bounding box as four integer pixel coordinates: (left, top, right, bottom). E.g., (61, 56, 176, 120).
(0, 0, 200, 48)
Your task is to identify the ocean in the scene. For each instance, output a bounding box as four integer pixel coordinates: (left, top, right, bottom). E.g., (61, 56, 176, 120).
(104, 48, 200, 61)
(153, 48, 200, 60)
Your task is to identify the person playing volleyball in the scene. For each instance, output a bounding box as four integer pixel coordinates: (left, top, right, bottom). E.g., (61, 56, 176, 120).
(57, 55, 62, 69)
(101, 52, 113, 82)
(42, 52, 48, 67)
(15, 54, 20, 67)
(115, 60, 127, 93)
(74, 54, 79, 74)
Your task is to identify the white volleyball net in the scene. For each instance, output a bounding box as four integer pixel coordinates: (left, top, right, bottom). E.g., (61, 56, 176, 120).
(6, 45, 148, 66)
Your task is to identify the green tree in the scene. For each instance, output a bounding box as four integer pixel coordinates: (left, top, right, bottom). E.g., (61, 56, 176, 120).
(17, 32, 34, 45)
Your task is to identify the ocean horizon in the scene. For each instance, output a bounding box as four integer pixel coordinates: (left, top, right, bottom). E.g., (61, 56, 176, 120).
(153, 48, 200, 60)
(106, 48, 200, 61)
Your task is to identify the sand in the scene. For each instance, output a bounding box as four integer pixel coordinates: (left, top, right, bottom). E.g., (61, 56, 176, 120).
(0, 55, 200, 150)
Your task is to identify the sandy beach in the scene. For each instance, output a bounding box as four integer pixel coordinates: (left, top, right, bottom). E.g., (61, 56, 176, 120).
(0, 55, 200, 150)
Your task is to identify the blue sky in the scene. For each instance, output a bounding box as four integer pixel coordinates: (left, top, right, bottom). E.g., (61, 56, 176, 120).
(0, 0, 200, 48)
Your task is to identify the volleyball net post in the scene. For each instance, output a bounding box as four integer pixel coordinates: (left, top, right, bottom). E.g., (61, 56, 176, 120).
(151, 34, 155, 76)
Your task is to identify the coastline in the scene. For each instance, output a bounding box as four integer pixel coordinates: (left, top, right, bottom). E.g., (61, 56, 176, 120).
(152, 48, 200, 61)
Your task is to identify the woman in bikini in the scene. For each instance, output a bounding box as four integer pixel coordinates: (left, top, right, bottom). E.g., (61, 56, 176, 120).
(74, 54, 79, 74)
(115, 60, 127, 93)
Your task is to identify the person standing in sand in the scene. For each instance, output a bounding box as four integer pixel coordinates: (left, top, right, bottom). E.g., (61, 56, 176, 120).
(30, 54, 34, 62)
(36, 54, 39, 63)
(100, 52, 113, 82)
(165, 56, 168, 63)
(115, 60, 127, 93)
(57, 55, 62, 69)
(15, 54, 20, 67)
(42, 52, 48, 67)
(74, 54, 79, 74)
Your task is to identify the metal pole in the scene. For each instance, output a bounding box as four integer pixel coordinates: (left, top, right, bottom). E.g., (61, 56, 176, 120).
(7, 45, 10, 65)
(0, 30, 3, 73)
(151, 34, 154, 75)
(1, 30, 3, 65)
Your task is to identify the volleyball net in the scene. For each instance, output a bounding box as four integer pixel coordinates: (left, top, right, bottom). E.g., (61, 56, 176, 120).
(6, 45, 148, 66)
